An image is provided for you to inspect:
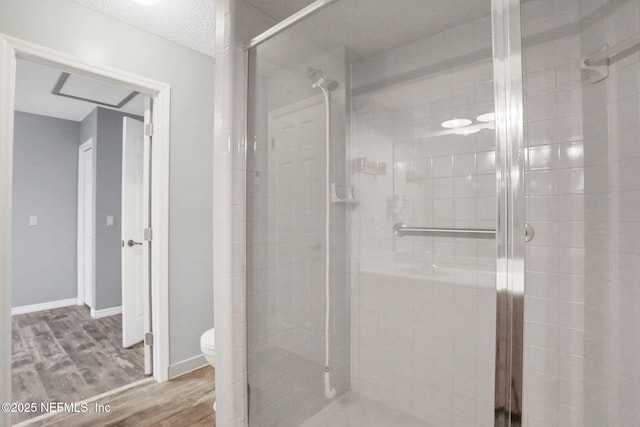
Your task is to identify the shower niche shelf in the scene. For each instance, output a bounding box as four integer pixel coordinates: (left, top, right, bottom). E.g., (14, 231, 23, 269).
(352, 157, 386, 176)
(331, 183, 358, 205)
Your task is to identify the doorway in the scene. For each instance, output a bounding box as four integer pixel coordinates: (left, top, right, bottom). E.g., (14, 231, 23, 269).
(10, 58, 151, 424)
(0, 35, 171, 426)
(77, 138, 94, 309)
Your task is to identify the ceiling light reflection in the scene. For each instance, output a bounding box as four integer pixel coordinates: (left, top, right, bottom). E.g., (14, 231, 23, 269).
(453, 127, 481, 136)
(476, 112, 495, 123)
(133, 0, 161, 5)
(441, 118, 472, 129)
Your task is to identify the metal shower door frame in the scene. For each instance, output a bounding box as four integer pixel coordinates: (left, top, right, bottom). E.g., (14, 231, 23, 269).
(492, 0, 526, 425)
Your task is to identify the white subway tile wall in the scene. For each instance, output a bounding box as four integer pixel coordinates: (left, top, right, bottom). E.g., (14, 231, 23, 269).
(349, 14, 497, 427)
(522, 0, 585, 424)
(214, 1, 276, 425)
(522, 0, 640, 425)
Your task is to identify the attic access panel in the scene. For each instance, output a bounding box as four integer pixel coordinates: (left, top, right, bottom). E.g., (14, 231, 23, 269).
(52, 72, 139, 108)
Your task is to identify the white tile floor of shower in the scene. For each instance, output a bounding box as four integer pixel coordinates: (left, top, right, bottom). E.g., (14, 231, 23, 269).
(299, 392, 432, 427)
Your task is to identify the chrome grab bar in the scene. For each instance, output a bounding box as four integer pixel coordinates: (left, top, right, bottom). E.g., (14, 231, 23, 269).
(394, 223, 535, 242)
(393, 223, 496, 238)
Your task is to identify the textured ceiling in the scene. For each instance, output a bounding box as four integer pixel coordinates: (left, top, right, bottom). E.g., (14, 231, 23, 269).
(69, 0, 216, 57)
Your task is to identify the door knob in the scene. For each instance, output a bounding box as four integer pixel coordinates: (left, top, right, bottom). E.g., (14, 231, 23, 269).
(127, 239, 142, 247)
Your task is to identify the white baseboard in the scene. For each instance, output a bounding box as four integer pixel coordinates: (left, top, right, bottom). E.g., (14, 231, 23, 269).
(168, 354, 208, 379)
(90, 305, 122, 319)
(11, 298, 78, 315)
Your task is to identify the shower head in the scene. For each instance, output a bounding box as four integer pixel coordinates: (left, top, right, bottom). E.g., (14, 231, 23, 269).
(307, 67, 339, 91)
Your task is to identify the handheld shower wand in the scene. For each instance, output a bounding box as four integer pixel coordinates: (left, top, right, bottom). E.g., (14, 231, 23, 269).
(308, 66, 339, 399)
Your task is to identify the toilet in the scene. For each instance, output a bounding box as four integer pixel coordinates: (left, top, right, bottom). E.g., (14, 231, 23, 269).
(200, 328, 216, 411)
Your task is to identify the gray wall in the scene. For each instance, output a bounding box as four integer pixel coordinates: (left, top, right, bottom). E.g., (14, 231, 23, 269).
(80, 108, 97, 155)
(0, 0, 215, 368)
(95, 108, 123, 310)
(14, 107, 142, 311)
(12, 112, 80, 307)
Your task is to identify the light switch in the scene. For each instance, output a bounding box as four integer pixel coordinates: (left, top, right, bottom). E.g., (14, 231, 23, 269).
(107, 215, 115, 226)
(29, 216, 38, 226)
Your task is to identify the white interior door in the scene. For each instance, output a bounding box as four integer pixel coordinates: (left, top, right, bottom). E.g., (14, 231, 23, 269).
(121, 117, 146, 348)
(77, 139, 94, 308)
(268, 97, 325, 358)
(269, 98, 325, 257)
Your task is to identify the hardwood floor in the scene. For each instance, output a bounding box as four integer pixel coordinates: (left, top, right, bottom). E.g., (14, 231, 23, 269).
(26, 367, 216, 427)
(12, 305, 146, 424)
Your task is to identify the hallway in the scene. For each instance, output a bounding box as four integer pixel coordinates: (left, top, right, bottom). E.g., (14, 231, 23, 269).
(12, 306, 145, 424)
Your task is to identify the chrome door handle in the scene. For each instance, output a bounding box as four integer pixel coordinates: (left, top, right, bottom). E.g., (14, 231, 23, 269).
(127, 239, 142, 247)
(525, 224, 535, 242)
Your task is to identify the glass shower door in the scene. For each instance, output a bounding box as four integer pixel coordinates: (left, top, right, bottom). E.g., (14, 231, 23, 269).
(350, 44, 499, 426)
(245, 0, 519, 425)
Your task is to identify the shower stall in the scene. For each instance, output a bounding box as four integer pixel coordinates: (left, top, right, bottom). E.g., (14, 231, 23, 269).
(226, 0, 640, 425)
